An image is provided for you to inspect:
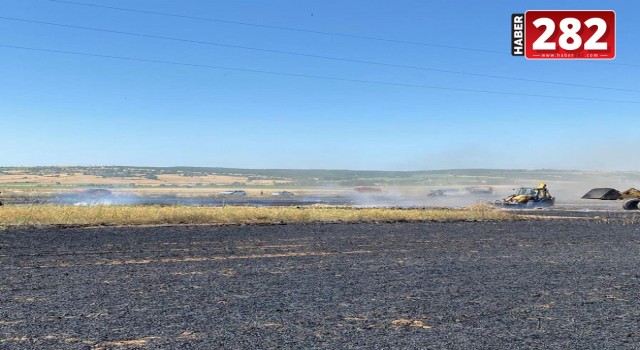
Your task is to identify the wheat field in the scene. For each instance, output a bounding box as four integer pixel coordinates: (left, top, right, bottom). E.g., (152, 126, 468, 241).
(0, 205, 517, 227)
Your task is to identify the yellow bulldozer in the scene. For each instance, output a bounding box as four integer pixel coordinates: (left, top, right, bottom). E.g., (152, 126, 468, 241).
(495, 183, 555, 208)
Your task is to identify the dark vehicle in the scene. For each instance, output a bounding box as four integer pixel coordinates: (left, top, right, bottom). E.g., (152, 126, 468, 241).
(427, 189, 446, 197)
(582, 188, 622, 200)
(465, 186, 494, 195)
(272, 191, 295, 197)
(623, 198, 640, 210)
(495, 184, 555, 208)
(582, 187, 640, 210)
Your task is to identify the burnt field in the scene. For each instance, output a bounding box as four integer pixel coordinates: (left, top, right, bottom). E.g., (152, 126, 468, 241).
(2, 220, 640, 349)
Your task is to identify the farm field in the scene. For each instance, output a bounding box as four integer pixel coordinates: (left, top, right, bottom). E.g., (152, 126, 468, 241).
(2, 166, 639, 210)
(2, 219, 640, 349)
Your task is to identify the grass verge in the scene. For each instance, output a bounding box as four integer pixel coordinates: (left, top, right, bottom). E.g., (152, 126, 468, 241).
(0, 205, 517, 227)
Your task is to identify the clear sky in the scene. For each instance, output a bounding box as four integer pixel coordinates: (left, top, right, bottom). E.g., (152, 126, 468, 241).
(1, 0, 638, 170)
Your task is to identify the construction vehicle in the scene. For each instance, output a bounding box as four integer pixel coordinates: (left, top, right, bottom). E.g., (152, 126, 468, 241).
(581, 188, 621, 200)
(623, 198, 640, 210)
(621, 188, 640, 210)
(582, 187, 640, 210)
(495, 183, 555, 208)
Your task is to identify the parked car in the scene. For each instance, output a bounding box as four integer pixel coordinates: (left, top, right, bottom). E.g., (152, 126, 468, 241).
(465, 186, 494, 195)
(218, 190, 247, 196)
(427, 189, 446, 197)
(272, 191, 295, 197)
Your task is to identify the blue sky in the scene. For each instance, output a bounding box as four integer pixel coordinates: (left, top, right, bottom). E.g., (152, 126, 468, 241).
(1, 0, 638, 170)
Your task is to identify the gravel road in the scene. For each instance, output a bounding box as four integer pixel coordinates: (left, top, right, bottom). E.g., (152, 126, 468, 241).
(2, 219, 640, 349)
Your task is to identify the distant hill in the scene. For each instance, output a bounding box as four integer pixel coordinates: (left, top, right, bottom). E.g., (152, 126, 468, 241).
(1, 166, 639, 189)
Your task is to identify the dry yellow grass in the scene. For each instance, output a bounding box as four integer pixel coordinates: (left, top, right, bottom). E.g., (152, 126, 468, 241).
(0, 205, 517, 227)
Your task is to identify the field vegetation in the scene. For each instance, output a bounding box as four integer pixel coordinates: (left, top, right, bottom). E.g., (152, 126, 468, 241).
(0, 205, 517, 227)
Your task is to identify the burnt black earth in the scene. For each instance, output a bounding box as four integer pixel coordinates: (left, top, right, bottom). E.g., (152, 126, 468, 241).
(1, 220, 640, 349)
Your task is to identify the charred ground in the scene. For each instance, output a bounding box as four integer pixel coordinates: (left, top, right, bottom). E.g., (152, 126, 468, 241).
(2, 220, 640, 349)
